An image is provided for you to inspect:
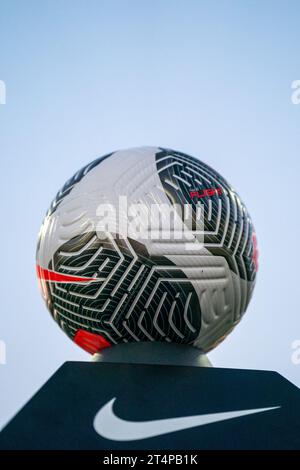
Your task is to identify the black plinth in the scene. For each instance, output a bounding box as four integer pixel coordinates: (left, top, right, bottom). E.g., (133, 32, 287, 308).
(0, 344, 299, 450)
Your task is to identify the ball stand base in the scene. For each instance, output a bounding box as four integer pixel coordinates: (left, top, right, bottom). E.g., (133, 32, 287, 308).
(1, 343, 300, 449)
(92, 341, 212, 367)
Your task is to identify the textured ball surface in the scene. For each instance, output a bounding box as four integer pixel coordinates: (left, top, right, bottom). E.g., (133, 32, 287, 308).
(36, 147, 258, 354)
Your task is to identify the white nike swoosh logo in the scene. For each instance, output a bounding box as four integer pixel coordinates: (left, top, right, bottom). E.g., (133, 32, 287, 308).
(93, 398, 280, 441)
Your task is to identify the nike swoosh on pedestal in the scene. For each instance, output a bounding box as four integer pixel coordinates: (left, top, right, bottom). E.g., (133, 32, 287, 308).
(93, 398, 280, 441)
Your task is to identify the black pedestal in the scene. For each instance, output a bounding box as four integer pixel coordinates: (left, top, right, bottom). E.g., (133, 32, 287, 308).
(0, 344, 299, 450)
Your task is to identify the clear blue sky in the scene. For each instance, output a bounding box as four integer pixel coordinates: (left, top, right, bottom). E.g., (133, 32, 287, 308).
(0, 0, 300, 428)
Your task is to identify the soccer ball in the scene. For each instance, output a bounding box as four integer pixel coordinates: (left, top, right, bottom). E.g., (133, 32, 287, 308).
(36, 147, 258, 354)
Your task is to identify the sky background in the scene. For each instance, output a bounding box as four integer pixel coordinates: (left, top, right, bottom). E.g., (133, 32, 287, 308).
(0, 0, 300, 429)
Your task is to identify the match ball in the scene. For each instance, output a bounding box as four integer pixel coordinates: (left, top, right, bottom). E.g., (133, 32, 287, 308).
(36, 147, 258, 354)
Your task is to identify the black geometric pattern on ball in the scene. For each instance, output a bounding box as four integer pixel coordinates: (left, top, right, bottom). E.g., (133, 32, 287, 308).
(45, 232, 201, 346)
(47, 152, 113, 217)
(156, 148, 256, 286)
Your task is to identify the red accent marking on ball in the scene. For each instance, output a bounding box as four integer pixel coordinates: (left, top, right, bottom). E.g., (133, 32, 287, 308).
(74, 329, 111, 354)
(36, 265, 98, 284)
(252, 232, 259, 272)
(190, 187, 222, 199)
